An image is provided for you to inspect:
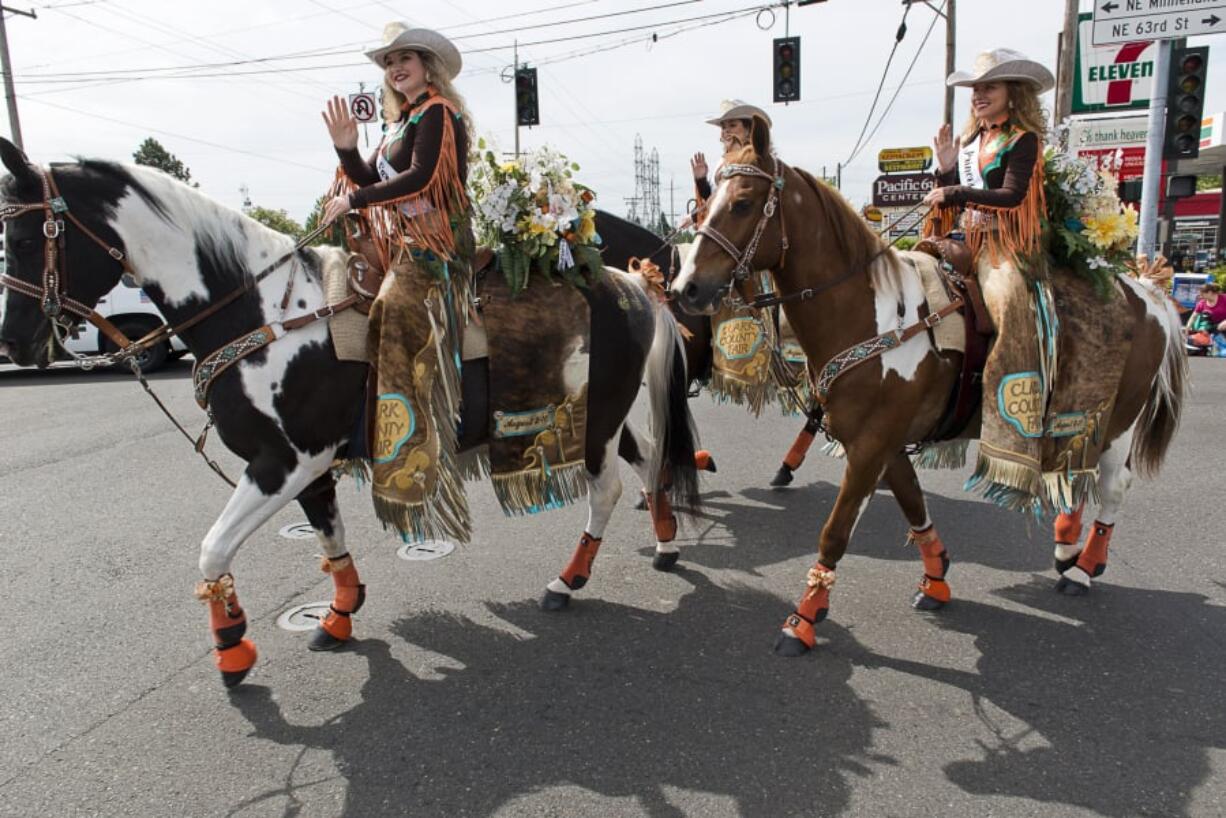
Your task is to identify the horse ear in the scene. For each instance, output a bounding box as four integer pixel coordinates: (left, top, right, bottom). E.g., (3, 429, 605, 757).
(0, 137, 37, 188)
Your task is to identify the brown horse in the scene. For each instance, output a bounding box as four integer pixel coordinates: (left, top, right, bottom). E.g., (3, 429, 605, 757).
(670, 129, 1187, 657)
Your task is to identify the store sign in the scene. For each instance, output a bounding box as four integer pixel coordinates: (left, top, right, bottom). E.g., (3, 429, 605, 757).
(872, 174, 934, 207)
(1068, 115, 1149, 150)
(1078, 146, 1147, 180)
(1073, 13, 1157, 114)
(878, 146, 933, 173)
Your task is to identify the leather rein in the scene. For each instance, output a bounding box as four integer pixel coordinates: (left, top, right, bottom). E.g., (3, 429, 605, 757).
(0, 164, 343, 372)
(690, 159, 963, 406)
(0, 163, 363, 486)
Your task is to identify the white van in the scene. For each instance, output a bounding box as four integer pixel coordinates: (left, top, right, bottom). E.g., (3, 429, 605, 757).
(1, 238, 187, 372)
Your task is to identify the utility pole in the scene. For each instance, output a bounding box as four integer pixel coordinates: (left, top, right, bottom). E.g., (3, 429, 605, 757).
(1054, 0, 1080, 124)
(513, 39, 520, 160)
(1138, 40, 1172, 259)
(903, 1, 955, 127)
(943, 0, 956, 128)
(0, 4, 36, 151)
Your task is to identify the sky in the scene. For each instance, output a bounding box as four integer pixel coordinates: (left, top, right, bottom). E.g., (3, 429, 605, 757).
(6, 0, 1226, 224)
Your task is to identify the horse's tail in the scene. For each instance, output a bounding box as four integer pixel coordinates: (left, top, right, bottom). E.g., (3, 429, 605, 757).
(1131, 291, 1189, 477)
(645, 302, 701, 516)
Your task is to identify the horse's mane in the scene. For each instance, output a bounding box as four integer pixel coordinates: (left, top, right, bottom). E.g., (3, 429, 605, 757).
(789, 165, 901, 291)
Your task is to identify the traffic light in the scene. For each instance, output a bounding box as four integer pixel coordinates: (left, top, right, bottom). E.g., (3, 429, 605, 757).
(1163, 46, 1208, 160)
(773, 37, 801, 103)
(515, 66, 539, 127)
(1167, 175, 1197, 199)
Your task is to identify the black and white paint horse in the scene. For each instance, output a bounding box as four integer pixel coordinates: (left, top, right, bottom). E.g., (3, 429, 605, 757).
(0, 139, 699, 687)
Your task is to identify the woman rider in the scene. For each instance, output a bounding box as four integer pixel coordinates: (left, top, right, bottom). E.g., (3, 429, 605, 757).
(322, 23, 475, 542)
(921, 48, 1057, 509)
(690, 99, 772, 221)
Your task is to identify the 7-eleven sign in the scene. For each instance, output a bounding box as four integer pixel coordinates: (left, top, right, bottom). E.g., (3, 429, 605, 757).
(1072, 13, 1156, 114)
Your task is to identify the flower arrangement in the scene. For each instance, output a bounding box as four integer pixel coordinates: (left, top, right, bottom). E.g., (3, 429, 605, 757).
(1040, 143, 1139, 297)
(469, 141, 603, 295)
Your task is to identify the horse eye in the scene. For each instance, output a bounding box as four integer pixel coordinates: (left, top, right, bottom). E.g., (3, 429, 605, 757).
(730, 199, 752, 216)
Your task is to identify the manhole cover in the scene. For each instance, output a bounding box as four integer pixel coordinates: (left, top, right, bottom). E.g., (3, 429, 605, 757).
(278, 523, 316, 540)
(396, 540, 456, 561)
(276, 602, 332, 631)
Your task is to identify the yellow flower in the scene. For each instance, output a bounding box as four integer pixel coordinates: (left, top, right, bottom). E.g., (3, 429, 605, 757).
(500, 161, 519, 173)
(1082, 211, 1124, 250)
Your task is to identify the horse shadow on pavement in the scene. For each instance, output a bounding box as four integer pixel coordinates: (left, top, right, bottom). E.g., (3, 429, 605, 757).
(230, 569, 895, 817)
(847, 577, 1226, 817)
(669, 479, 1047, 578)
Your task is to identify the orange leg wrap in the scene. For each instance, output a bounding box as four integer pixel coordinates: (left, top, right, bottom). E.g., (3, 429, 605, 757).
(559, 533, 602, 591)
(694, 450, 713, 471)
(1075, 522, 1113, 578)
(319, 554, 365, 642)
(784, 564, 835, 649)
(196, 575, 257, 682)
(782, 429, 816, 471)
(911, 526, 951, 603)
(647, 490, 678, 542)
(1054, 503, 1085, 545)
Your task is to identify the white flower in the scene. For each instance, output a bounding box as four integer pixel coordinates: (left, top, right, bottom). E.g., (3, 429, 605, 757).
(1087, 255, 1112, 270)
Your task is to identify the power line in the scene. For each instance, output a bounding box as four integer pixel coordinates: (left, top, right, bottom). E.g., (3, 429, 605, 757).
(842, 2, 912, 165)
(19, 94, 325, 172)
(15, 1, 761, 80)
(851, 0, 944, 166)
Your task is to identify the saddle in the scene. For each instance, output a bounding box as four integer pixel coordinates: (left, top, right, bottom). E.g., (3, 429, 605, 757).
(913, 236, 994, 442)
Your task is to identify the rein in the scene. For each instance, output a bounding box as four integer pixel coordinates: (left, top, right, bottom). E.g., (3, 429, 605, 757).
(0, 163, 349, 485)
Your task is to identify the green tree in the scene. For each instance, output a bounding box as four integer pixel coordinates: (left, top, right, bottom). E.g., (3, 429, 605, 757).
(245, 206, 304, 238)
(132, 137, 195, 185)
(302, 195, 348, 247)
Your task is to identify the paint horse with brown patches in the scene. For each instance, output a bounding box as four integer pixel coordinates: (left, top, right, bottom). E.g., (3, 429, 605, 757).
(670, 128, 1187, 657)
(0, 139, 700, 687)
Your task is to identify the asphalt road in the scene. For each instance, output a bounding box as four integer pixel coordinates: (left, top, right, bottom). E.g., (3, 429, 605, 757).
(0, 357, 1222, 818)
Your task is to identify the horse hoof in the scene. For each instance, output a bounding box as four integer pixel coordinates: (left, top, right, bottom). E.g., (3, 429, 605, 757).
(652, 550, 680, 572)
(221, 667, 252, 688)
(1055, 576, 1089, 596)
(769, 465, 794, 487)
(774, 634, 811, 657)
(698, 453, 718, 473)
(541, 589, 571, 611)
(307, 625, 348, 652)
(634, 492, 648, 511)
(912, 591, 947, 611)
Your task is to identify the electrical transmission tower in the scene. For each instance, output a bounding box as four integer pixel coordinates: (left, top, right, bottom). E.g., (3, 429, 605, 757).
(624, 134, 663, 235)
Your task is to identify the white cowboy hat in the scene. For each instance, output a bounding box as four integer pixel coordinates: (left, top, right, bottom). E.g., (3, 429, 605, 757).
(946, 48, 1055, 93)
(705, 99, 773, 129)
(364, 22, 463, 79)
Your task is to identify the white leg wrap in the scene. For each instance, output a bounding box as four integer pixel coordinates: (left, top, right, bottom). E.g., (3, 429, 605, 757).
(1054, 543, 1081, 563)
(1062, 565, 1092, 588)
(655, 542, 680, 555)
(546, 577, 573, 595)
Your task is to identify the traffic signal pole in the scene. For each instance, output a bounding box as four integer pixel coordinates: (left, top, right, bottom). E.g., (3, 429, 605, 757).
(1138, 40, 1172, 259)
(0, 4, 37, 151)
(513, 40, 520, 160)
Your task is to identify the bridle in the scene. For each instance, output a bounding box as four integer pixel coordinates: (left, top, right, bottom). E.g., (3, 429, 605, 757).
(0, 161, 344, 487)
(0, 162, 333, 369)
(0, 164, 136, 350)
(694, 156, 789, 289)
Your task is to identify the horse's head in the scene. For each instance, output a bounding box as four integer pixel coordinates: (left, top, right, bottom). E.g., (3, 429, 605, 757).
(671, 126, 786, 315)
(0, 139, 129, 367)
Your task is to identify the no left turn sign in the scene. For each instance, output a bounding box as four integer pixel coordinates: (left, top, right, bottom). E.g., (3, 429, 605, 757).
(349, 92, 377, 123)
